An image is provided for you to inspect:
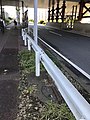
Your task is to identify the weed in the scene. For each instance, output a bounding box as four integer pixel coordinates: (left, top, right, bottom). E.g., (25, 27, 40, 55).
(40, 101, 75, 120)
(18, 50, 45, 74)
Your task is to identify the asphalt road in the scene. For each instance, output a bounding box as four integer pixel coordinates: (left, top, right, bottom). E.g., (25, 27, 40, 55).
(38, 26, 90, 76)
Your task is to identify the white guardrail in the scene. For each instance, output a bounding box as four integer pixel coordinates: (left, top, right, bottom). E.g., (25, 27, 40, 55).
(22, 28, 90, 120)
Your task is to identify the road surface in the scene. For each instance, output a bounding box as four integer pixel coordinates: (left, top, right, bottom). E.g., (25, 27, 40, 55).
(37, 25, 90, 76)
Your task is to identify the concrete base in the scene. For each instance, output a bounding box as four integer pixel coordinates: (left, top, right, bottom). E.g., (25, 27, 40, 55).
(46, 22, 67, 29)
(73, 21, 90, 33)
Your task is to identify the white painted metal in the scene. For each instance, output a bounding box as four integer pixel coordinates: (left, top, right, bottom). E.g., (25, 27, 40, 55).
(28, 28, 90, 80)
(34, 0, 40, 76)
(24, 33, 27, 46)
(36, 51, 40, 76)
(22, 29, 90, 120)
(34, 0, 38, 44)
(38, 36, 90, 80)
(28, 38, 31, 51)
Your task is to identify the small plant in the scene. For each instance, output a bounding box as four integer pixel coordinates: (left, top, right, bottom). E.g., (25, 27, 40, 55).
(27, 85, 37, 95)
(29, 19, 34, 23)
(5, 18, 10, 24)
(18, 50, 45, 74)
(40, 101, 75, 120)
(18, 50, 35, 74)
(8, 17, 13, 20)
(38, 20, 45, 24)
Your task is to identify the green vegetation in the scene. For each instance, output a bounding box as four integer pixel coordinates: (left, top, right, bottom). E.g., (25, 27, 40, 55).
(5, 17, 13, 25)
(40, 101, 75, 120)
(8, 17, 13, 20)
(29, 19, 34, 23)
(38, 20, 45, 24)
(18, 50, 35, 74)
(17, 50, 75, 120)
(5, 18, 10, 24)
(18, 50, 45, 74)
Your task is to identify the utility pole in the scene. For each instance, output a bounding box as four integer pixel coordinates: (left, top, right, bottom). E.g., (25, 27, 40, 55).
(34, 0, 40, 77)
(34, 0, 38, 44)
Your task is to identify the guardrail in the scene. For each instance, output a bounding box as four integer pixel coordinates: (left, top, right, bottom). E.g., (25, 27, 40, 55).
(22, 28, 90, 120)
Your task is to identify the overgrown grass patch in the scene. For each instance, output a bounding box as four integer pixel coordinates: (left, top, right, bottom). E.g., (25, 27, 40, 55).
(40, 101, 75, 120)
(18, 50, 35, 74)
(17, 49, 75, 120)
(18, 50, 45, 74)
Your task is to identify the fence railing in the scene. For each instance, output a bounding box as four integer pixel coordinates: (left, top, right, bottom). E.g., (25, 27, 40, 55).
(22, 28, 90, 120)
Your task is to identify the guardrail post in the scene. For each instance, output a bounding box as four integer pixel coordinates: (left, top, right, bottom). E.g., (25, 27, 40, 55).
(22, 29, 25, 41)
(35, 51, 40, 76)
(22, 29, 23, 37)
(28, 38, 31, 51)
(24, 33, 27, 46)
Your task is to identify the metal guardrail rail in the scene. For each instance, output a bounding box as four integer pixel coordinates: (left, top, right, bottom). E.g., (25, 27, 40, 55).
(28, 27, 90, 80)
(22, 28, 90, 120)
(38, 36, 90, 80)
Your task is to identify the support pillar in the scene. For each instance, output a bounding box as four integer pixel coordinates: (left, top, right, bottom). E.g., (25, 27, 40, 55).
(0, 0, 3, 18)
(72, 6, 74, 21)
(61, 0, 66, 23)
(22, 1, 24, 23)
(75, 5, 77, 20)
(48, 0, 51, 22)
(78, 0, 85, 21)
(52, 0, 54, 22)
(71, 5, 74, 27)
(56, 0, 60, 22)
(16, 0, 20, 25)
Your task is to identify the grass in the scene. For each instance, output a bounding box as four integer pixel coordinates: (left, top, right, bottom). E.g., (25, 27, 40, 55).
(18, 50, 45, 74)
(40, 101, 75, 120)
(17, 49, 75, 120)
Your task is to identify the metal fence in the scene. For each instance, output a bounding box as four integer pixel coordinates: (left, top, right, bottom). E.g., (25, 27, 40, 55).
(22, 28, 90, 120)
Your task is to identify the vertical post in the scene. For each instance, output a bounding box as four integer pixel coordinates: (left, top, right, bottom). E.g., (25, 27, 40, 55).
(35, 51, 40, 76)
(75, 5, 77, 20)
(48, 0, 51, 22)
(52, 0, 54, 22)
(22, 1, 24, 23)
(34, 0, 40, 76)
(72, 6, 74, 21)
(0, 0, 3, 18)
(28, 38, 31, 51)
(71, 5, 74, 28)
(16, 0, 20, 25)
(56, 0, 60, 22)
(61, 0, 66, 23)
(24, 33, 27, 46)
(34, 0, 38, 44)
(78, 0, 84, 21)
